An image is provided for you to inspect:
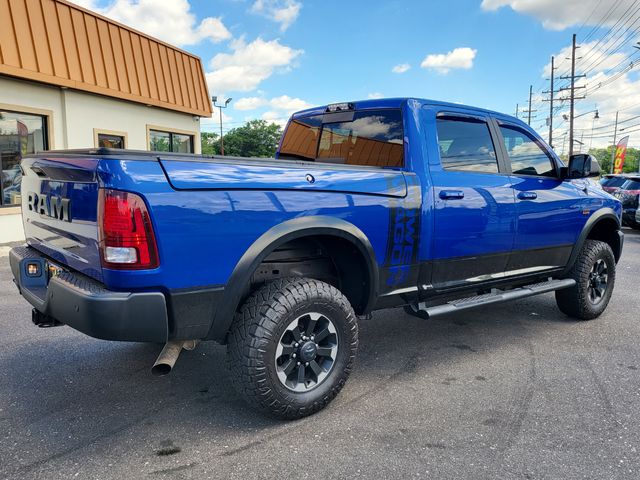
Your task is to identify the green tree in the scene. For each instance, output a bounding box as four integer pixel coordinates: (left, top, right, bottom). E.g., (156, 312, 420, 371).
(588, 145, 640, 174)
(222, 120, 283, 157)
(200, 131, 220, 155)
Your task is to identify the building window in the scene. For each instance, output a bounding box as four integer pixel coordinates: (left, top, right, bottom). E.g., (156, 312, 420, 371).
(150, 129, 193, 153)
(0, 110, 48, 206)
(97, 132, 126, 149)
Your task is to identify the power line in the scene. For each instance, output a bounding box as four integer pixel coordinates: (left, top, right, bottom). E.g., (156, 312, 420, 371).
(577, 0, 640, 72)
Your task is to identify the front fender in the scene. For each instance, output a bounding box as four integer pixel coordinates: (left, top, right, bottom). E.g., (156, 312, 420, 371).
(562, 207, 623, 275)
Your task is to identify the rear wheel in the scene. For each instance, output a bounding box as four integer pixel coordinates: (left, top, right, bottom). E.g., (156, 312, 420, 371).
(227, 277, 358, 420)
(555, 240, 616, 320)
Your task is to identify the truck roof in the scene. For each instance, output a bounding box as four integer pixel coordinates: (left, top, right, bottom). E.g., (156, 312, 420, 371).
(291, 97, 523, 126)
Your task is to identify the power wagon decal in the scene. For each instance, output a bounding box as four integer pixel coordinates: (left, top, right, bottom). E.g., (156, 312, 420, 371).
(383, 174, 421, 289)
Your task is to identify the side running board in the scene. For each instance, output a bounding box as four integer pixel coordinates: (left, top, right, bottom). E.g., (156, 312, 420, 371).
(413, 278, 576, 318)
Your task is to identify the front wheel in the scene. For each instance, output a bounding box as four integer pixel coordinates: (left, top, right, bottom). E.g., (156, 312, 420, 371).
(555, 239, 616, 320)
(227, 277, 358, 420)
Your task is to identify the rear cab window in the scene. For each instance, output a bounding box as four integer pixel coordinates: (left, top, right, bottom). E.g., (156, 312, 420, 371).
(278, 108, 404, 168)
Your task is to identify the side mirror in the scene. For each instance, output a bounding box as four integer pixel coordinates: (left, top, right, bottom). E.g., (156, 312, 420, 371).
(566, 154, 601, 179)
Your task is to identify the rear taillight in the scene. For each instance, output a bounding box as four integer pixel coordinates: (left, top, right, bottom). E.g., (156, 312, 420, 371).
(98, 189, 159, 270)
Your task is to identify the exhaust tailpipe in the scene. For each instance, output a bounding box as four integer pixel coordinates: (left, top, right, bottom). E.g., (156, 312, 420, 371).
(152, 340, 198, 376)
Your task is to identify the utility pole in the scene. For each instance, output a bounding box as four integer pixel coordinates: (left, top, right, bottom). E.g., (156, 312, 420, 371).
(528, 85, 533, 125)
(610, 111, 619, 174)
(212, 96, 233, 155)
(542, 56, 557, 147)
(559, 34, 586, 158)
(520, 86, 536, 125)
(515, 103, 519, 118)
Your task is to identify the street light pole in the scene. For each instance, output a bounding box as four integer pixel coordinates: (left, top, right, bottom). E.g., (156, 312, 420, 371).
(219, 106, 224, 155)
(212, 96, 233, 155)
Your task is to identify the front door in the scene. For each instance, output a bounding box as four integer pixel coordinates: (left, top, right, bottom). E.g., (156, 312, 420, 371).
(429, 113, 516, 290)
(496, 121, 586, 275)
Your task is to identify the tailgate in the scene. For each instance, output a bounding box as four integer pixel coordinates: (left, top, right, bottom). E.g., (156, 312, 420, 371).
(20, 156, 102, 281)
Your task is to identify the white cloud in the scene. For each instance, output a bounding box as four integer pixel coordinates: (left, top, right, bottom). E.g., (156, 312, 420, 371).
(232, 95, 310, 126)
(261, 110, 289, 127)
(542, 40, 628, 78)
(251, 0, 302, 31)
(392, 63, 411, 74)
(269, 95, 311, 111)
(367, 92, 384, 99)
(481, 0, 636, 31)
(539, 40, 640, 149)
(206, 37, 303, 94)
(543, 71, 640, 149)
(234, 97, 268, 110)
(72, 0, 231, 47)
(420, 47, 477, 74)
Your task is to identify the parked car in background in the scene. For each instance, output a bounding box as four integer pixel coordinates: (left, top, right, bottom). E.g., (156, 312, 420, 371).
(615, 176, 640, 229)
(601, 173, 630, 194)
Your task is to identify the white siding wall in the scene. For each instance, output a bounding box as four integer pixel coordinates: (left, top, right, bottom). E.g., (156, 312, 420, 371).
(0, 75, 202, 153)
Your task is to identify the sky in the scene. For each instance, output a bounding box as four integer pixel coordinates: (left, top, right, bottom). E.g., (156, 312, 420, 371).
(71, 0, 640, 151)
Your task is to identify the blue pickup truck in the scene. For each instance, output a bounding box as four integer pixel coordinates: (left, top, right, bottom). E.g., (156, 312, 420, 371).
(10, 98, 623, 419)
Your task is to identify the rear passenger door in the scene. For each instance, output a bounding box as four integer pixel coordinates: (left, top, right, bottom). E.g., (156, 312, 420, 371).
(496, 121, 586, 274)
(429, 113, 516, 290)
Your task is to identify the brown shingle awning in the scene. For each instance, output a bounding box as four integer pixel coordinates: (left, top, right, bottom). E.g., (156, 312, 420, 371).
(0, 0, 212, 117)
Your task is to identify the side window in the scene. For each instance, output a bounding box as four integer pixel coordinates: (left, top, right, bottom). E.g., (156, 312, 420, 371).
(436, 117, 499, 173)
(499, 125, 556, 177)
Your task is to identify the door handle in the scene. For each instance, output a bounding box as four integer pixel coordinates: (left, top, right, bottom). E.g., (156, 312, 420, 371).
(517, 191, 538, 200)
(439, 190, 465, 200)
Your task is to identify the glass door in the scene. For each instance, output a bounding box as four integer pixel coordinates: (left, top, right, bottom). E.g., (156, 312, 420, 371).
(0, 110, 48, 206)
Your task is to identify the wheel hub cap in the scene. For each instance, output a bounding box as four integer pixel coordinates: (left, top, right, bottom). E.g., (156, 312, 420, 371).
(274, 312, 338, 392)
(587, 258, 608, 305)
(299, 341, 318, 362)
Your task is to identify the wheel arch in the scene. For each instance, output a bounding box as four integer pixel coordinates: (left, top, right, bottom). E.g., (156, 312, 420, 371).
(207, 216, 379, 342)
(563, 208, 623, 276)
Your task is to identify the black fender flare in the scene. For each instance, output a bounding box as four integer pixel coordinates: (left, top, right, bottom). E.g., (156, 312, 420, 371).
(206, 216, 380, 342)
(562, 207, 623, 275)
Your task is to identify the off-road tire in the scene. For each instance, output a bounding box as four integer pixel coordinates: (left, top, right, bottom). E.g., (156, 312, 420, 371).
(227, 277, 358, 420)
(555, 240, 616, 320)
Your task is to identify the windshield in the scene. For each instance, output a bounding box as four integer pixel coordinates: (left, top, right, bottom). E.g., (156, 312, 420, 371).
(601, 176, 628, 187)
(278, 109, 404, 168)
(620, 179, 640, 191)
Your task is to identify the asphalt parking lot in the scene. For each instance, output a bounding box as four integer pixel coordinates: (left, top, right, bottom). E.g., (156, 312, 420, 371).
(1, 230, 639, 480)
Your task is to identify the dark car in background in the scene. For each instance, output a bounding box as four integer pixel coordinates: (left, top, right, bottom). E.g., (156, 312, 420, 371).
(601, 173, 630, 194)
(615, 176, 640, 229)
